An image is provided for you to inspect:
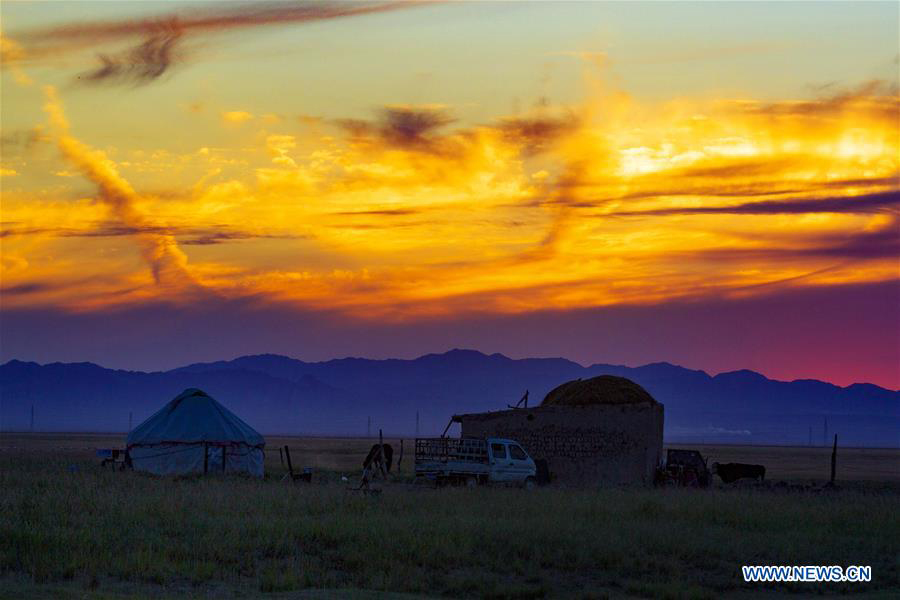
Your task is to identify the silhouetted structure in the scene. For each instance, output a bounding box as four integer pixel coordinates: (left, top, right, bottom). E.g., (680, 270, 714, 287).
(453, 376, 664, 486)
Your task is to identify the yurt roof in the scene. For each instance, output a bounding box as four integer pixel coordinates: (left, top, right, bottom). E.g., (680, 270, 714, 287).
(541, 375, 657, 407)
(127, 388, 264, 447)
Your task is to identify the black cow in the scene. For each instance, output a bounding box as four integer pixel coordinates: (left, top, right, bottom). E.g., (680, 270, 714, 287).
(363, 443, 394, 475)
(712, 462, 766, 483)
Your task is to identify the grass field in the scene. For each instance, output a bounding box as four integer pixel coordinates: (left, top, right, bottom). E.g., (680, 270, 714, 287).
(1, 434, 898, 599)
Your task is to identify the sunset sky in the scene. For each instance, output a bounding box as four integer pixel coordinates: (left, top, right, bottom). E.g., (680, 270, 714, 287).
(1, 1, 898, 388)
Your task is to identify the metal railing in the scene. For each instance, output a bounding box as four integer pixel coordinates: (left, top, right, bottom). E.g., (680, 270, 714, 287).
(414, 437, 488, 464)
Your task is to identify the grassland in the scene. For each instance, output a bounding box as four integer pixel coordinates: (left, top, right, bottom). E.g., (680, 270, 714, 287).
(1, 434, 898, 599)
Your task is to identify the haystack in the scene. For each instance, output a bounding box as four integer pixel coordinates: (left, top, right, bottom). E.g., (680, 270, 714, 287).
(541, 375, 656, 407)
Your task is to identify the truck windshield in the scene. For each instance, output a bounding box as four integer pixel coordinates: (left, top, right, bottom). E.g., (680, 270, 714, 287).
(509, 445, 527, 460)
(490, 443, 507, 459)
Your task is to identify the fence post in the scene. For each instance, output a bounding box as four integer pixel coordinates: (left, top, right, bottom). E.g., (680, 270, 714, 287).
(203, 442, 209, 474)
(284, 445, 294, 478)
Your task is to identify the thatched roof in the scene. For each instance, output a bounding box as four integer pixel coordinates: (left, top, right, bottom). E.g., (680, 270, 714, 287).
(541, 375, 657, 407)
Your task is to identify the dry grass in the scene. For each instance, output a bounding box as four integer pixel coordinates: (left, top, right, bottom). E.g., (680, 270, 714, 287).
(1, 435, 898, 599)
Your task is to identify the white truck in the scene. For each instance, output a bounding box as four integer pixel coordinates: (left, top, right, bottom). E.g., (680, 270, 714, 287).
(414, 437, 537, 488)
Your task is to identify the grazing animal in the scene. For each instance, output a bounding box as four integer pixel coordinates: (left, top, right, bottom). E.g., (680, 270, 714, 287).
(712, 462, 766, 483)
(363, 443, 394, 475)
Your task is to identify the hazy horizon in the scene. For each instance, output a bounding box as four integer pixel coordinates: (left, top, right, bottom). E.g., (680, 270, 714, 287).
(3, 345, 898, 392)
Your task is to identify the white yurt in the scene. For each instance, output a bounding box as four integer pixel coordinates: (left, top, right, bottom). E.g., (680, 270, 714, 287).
(126, 388, 265, 476)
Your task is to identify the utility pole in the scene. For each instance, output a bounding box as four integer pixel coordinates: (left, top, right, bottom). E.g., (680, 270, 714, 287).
(830, 434, 838, 484)
(415, 411, 420, 437)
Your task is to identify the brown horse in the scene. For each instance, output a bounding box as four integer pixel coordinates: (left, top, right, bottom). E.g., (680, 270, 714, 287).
(362, 443, 394, 476)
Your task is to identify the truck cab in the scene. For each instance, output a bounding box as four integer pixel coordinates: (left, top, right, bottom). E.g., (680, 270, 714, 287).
(486, 438, 537, 485)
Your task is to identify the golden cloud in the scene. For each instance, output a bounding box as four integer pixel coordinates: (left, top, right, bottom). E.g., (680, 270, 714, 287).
(221, 110, 254, 124)
(40, 86, 199, 296)
(3, 80, 897, 320)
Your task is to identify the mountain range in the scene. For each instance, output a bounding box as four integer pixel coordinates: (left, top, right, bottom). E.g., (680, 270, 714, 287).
(1, 349, 897, 447)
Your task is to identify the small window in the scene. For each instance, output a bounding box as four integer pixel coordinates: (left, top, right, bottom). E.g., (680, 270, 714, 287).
(490, 443, 507, 459)
(509, 445, 527, 460)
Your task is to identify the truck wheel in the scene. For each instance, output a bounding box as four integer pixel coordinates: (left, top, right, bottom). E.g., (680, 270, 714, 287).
(524, 476, 536, 490)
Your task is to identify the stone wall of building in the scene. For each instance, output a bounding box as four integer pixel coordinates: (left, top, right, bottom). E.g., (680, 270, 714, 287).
(457, 402, 664, 486)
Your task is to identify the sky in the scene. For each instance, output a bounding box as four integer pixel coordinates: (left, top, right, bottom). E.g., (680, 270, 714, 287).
(1, 1, 898, 388)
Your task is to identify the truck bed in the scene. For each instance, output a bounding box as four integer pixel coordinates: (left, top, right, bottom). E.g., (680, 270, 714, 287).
(414, 437, 489, 478)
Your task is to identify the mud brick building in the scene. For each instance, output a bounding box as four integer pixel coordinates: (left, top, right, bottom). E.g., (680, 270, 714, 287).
(453, 376, 664, 486)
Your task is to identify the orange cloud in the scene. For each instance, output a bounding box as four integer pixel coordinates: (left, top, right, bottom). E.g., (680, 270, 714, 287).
(41, 86, 198, 293)
(4, 78, 897, 320)
(221, 110, 254, 124)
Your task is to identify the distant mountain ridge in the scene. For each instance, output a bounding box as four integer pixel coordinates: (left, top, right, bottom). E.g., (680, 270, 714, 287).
(1, 349, 897, 447)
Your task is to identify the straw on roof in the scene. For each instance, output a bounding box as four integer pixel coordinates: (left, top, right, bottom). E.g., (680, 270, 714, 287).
(541, 375, 657, 407)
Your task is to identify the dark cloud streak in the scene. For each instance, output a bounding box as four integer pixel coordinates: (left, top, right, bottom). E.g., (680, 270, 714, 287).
(0, 283, 54, 296)
(668, 217, 900, 264)
(0, 222, 306, 245)
(337, 105, 456, 153)
(496, 114, 577, 155)
(607, 189, 900, 217)
(739, 80, 899, 121)
(333, 208, 421, 217)
(16, 1, 421, 86)
(79, 21, 182, 86)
